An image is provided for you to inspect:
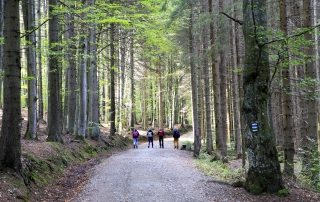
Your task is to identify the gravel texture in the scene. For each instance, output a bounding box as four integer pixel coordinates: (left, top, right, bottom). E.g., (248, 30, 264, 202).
(70, 134, 320, 202)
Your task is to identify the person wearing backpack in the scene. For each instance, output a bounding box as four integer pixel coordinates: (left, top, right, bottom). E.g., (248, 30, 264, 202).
(157, 128, 164, 148)
(132, 129, 140, 148)
(147, 129, 154, 148)
(173, 127, 180, 149)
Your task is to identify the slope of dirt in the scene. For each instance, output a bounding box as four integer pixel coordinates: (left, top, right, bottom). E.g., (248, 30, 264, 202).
(0, 109, 133, 201)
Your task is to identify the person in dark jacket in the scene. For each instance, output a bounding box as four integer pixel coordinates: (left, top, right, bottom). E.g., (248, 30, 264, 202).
(147, 129, 154, 148)
(132, 129, 139, 148)
(173, 127, 180, 149)
(157, 128, 164, 148)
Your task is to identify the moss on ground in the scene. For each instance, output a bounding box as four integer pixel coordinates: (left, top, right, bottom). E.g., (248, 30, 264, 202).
(6, 134, 132, 201)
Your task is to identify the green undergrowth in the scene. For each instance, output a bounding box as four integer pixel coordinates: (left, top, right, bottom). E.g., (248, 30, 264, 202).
(194, 152, 245, 185)
(21, 141, 98, 189)
(2, 134, 131, 201)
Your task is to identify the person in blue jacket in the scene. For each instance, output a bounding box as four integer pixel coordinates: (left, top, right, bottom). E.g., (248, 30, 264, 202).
(173, 127, 180, 149)
(147, 129, 154, 148)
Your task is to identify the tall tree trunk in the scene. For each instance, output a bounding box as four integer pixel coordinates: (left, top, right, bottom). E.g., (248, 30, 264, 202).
(0, 0, 22, 171)
(22, 0, 37, 139)
(231, 2, 242, 157)
(66, 5, 77, 134)
(37, 0, 44, 122)
(158, 58, 164, 129)
(47, 0, 63, 143)
(280, 0, 294, 178)
(209, 0, 223, 157)
(88, 0, 100, 140)
(218, 0, 228, 156)
(314, 0, 320, 152)
(110, 21, 116, 136)
(130, 29, 135, 131)
(242, 0, 284, 194)
(0, 0, 3, 109)
(301, 0, 318, 180)
(189, 4, 201, 157)
(77, 0, 88, 139)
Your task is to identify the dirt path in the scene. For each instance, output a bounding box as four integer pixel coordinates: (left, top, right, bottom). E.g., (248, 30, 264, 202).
(70, 133, 221, 201)
(69, 134, 318, 202)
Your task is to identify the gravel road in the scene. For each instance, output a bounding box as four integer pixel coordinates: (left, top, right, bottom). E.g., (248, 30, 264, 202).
(69, 133, 287, 202)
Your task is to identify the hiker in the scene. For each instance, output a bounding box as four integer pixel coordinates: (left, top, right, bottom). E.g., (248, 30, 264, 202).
(173, 127, 180, 149)
(158, 128, 164, 148)
(132, 129, 139, 148)
(147, 129, 154, 148)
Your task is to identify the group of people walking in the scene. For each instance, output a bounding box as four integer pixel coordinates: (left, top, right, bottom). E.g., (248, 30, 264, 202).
(132, 127, 180, 149)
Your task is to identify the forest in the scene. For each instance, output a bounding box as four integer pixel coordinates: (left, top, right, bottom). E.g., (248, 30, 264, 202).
(0, 0, 320, 200)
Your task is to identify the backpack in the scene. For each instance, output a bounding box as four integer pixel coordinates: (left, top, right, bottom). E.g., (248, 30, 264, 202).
(133, 131, 139, 138)
(174, 130, 180, 138)
(158, 130, 163, 136)
(147, 131, 153, 137)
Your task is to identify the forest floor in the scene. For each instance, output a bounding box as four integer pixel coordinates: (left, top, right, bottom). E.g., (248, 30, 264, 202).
(0, 109, 319, 201)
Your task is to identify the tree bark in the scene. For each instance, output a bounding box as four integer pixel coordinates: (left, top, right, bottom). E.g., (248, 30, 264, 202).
(130, 29, 135, 131)
(209, 0, 223, 157)
(66, 4, 77, 134)
(158, 58, 164, 129)
(37, 0, 44, 122)
(231, 1, 242, 157)
(242, 0, 284, 194)
(0, 0, 22, 171)
(87, 0, 100, 140)
(301, 0, 318, 180)
(279, 0, 295, 178)
(47, 0, 63, 143)
(77, 0, 88, 139)
(0, 0, 3, 109)
(189, 4, 201, 157)
(22, 0, 37, 139)
(110, 21, 116, 136)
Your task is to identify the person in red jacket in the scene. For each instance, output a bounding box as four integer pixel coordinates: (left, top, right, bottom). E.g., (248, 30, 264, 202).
(157, 128, 164, 148)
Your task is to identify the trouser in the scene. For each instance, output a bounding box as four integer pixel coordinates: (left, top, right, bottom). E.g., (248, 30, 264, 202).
(148, 137, 153, 148)
(173, 138, 179, 148)
(159, 136, 164, 148)
(133, 138, 139, 147)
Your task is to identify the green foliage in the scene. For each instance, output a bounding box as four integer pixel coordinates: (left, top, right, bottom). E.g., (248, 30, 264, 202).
(98, 17, 130, 26)
(277, 189, 290, 197)
(194, 152, 245, 185)
(248, 183, 264, 195)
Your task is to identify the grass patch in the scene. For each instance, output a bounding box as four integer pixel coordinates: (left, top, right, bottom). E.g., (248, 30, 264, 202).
(194, 152, 245, 185)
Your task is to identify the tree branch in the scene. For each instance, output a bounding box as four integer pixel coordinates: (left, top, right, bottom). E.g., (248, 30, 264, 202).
(220, 12, 243, 25)
(262, 23, 320, 46)
(20, 19, 49, 38)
